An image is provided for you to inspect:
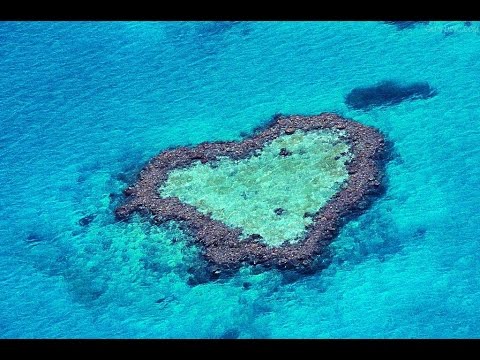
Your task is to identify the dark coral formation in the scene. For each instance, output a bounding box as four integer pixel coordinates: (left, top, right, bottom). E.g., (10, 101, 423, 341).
(79, 214, 96, 227)
(279, 147, 292, 157)
(115, 113, 388, 274)
(345, 80, 437, 111)
(25, 233, 43, 245)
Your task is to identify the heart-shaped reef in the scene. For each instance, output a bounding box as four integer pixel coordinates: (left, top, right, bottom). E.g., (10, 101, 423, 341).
(116, 113, 388, 275)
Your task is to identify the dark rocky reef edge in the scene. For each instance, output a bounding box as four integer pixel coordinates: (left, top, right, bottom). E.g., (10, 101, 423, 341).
(115, 113, 389, 275)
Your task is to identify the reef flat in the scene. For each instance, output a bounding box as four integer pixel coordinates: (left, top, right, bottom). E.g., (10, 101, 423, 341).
(160, 129, 352, 247)
(116, 113, 388, 274)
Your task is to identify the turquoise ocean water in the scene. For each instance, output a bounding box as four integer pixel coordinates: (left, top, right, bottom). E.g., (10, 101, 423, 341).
(1, 21, 479, 338)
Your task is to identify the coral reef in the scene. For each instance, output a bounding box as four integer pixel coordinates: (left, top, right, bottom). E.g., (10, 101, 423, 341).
(116, 113, 388, 275)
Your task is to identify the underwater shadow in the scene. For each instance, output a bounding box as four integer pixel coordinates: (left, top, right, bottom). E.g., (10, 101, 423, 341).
(383, 21, 429, 30)
(345, 80, 437, 111)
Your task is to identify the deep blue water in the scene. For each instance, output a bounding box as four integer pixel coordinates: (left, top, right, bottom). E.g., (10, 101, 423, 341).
(1, 21, 480, 338)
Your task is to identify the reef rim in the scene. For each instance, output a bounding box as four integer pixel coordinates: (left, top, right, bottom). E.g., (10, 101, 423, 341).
(115, 113, 388, 274)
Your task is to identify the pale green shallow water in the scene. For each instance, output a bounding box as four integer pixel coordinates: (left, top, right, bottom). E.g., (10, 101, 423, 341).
(159, 129, 351, 246)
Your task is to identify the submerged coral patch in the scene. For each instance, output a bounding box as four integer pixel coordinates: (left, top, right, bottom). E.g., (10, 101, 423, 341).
(116, 113, 388, 274)
(383, 21, 429, 30)
(345, 80, 437, 111)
